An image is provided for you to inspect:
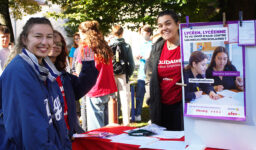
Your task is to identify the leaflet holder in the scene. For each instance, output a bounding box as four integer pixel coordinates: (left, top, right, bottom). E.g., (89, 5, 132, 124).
(239, 11, 243, 27)
(223, 12, 226, 27)
(186, 16, 192, 29)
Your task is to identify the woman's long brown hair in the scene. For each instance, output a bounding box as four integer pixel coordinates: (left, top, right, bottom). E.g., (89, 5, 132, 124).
(79, 20, 113, 64)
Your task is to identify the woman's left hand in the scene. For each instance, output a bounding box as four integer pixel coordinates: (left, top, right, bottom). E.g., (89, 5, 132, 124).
(83, 47, 95, 61)
(209, 91, 220, 100)
(235, 77, 244, 91)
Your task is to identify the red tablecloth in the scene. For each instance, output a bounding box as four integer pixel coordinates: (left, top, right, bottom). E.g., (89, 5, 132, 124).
(72, 126, 224, 150)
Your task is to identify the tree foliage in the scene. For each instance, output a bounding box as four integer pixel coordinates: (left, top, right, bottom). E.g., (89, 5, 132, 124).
(8, 0, 42, 19)
(47, 0, 221, 36)
(2, 0, 255, 39)
(0, 0, 43, 42)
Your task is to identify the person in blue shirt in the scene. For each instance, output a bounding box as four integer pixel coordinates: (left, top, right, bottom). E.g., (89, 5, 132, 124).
(134, 25, 152, 122)
(206, 46, 244, 92)
(69, 32, 80, 67)
(48, 30, 98, 138)
(0, 17, 71, 149)
(184, 51, 219, 102)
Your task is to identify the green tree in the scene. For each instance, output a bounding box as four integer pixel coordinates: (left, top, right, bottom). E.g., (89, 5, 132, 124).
(1, 0, 255, 41)
(0, 0, 14, 42)
(0, 0, 42, 42)
(48, 0, 188, 35)
(48, 0, 125, 35)
(47, 0, 222, 36)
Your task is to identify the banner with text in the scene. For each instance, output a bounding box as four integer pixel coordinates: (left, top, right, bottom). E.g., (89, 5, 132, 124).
(180, 23, 245, 121)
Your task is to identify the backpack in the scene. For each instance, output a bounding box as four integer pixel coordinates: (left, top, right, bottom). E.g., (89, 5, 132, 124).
(110, 42, 127, 75)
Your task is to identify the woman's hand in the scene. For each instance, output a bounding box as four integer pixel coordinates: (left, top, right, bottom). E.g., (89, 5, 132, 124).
(214, 85, 224, 92)
(209, 91, 220, 100)
(235, 77, 244, 91)
(195, 91, 203, 99)
(83, 47, 95, 61)
(136, 55, 142, 60)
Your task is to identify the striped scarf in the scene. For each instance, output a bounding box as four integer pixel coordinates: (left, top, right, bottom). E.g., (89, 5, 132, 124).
(19, 48, 61, 82)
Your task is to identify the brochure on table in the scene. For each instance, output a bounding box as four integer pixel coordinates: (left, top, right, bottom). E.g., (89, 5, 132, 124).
(180, 20, 256, 150)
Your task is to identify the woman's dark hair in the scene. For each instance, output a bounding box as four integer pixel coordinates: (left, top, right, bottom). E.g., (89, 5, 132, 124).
(79, 20, 113, 64)
(157, 10, 179, 24)
(53, 30, 68, 71)
(185, 51, 208, 70)
(208, 46, 231, 69)
(72, 32, 80, 48)
(0, 26, 10, 34)
(4, 17, 53, 68)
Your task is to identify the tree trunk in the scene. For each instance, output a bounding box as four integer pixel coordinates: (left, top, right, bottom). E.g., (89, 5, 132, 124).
(0, 0, 14, 43)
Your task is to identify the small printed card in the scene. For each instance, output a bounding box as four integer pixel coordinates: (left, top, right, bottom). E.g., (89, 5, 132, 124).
(73, 131, 115, 138)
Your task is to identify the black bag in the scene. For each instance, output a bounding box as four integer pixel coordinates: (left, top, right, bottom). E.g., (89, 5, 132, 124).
(111, 42, 127, 75)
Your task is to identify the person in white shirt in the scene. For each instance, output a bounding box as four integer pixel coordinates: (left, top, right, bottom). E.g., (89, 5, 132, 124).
(0, 26, 11, 74)
(135, 25, 153, 121)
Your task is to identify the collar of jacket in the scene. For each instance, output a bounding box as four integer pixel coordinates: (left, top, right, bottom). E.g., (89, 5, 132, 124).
(115, 38, 125, 43)
(19, 48, 61, 82)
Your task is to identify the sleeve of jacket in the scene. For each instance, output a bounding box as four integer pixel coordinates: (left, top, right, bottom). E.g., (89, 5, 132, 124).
(2, 65, 62, 150)
(126, 44, 135, 77)
(0, 77, 9, 150)
(183, 70, 196, 102)
(229, 64, 238, 82)
(200, 82, 214, 94)
(71, 60, 99, 100)
(146, 45, 154, 79)
(205, 68, 213, 78)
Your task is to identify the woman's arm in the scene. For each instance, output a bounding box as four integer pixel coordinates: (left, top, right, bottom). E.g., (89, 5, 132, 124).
(70, 60, 99, 100)
(235, 76, 244, 91)
(184, 70, 197, 102)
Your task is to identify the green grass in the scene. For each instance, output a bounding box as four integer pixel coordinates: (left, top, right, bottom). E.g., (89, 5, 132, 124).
(130, 106, 150, 128)
(118, 99, 150, 128)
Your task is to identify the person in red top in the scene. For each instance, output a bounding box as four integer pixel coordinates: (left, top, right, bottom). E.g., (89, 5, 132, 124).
(77, 20, 117, 131)
(147, 10, 183, 131)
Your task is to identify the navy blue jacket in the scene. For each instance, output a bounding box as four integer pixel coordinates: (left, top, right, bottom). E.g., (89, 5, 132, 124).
(184, 69, 214, 102)
(1, 54, 71, 150)
(61, 61, 98, 138)
(206, 64, 237, 89)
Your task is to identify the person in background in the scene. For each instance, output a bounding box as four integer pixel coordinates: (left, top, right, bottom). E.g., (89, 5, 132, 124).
(134, 25, 152, 122)
(110, 25, 135, 126)
(147, 10, 183, 131)
(184, 51, 220, 102)
(77, 20, 117, 131)
(0, 25, 11, 75)
(68, 33, 82, 120)
(69, 32, 80, 68)
(206, 46, 244, 92)
(0, 17, 71, 149)
(151, 33, 161, 44)
(48, 30, 98, 138)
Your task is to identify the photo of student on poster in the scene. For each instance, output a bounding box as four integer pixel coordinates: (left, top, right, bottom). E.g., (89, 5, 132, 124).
(181, 24, 246, 121)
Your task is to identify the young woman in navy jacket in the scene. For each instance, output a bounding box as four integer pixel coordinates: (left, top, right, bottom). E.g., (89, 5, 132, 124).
(48, 30, 98, 139)
(1, 18, 71, 149)
(184, 51, 219, 102)
(206, 46, 244, 92)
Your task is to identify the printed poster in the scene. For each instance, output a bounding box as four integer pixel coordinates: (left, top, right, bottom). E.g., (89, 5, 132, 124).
(180, 23, 246, 121)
